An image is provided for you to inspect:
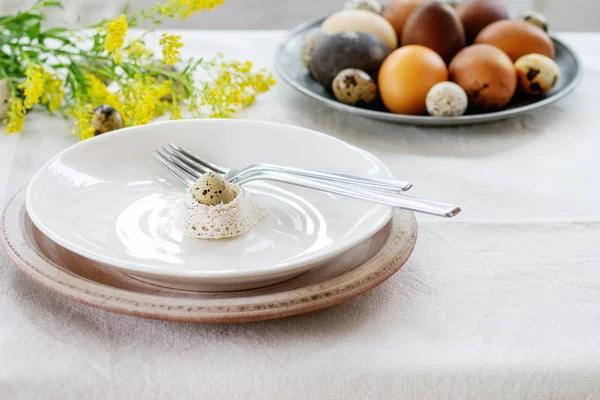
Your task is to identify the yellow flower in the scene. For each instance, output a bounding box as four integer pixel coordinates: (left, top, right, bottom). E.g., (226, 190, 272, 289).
(232, 61, 252, 74)
(159, 33, 183, 66)
(121, 76, 172, 125)
(240, 92, 256, 107)
(20, 65, 45, 109)
(4, 98, 26, 134)
(105, 15, 128, 54)
(41, 71, 64, 112)
(159, 0, 225, 19)
(127, 40, 152, 59)
(252, 69, 277, 93)
(170, 101, 182, 120)
(71, 104, 95, 140)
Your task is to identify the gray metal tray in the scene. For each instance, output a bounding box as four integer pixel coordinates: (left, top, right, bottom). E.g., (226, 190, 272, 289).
(275, 15, 582, 126)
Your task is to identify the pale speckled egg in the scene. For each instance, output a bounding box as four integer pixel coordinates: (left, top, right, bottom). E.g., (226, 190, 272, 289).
(0, 79, 10, 120)
(515, 53, 560, 95)
(321, 9, 398, 50)
(426, 81, 468, 116)
(92, 105, 124, 135)
(191, 172, 237, 206)
(520, 10, 548, 32)
(344, 0, 383, 14)
(301, 29, 328, 69)
(332, 68, 378, 105)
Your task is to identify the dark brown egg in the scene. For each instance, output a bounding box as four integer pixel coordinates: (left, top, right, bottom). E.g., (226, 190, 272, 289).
(475, 19, 555, 61)
(309, 31, 391, 88)
(401, 2, 466, 64)
(449, 44, 517, 111)
(456, 0, 508, 43)
(382, 0, 428, 43)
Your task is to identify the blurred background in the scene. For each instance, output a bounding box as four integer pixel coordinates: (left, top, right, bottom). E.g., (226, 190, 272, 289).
(0, 0, 599, 31)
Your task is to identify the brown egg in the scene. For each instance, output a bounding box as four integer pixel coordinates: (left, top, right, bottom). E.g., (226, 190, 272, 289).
(456, 0, 508, 43)
(382, 0, 427, 43)
(475, 20, 555, 61)
(402, 2, 466, 64)
(449, 44, 517, 111)
(378, 45, 448, 115)
(321, 9, 398, 50)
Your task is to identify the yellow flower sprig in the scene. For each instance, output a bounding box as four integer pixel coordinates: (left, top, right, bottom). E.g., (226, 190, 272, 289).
(104, 15, 128, 63)
(1, 0, 276, 139)
(20, 65, 45, 109)
(4, 98, 26, 134)
(159, 34, 184, 66)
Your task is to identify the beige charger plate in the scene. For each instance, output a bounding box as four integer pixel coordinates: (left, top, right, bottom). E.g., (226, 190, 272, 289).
(1, 188, 418, 323)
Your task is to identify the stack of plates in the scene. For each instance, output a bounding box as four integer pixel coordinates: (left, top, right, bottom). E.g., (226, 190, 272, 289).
(1, 120, 417, 322)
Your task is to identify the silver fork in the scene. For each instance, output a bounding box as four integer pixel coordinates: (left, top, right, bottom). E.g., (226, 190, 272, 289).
(166, 143, 413, 192)
(152, 150, 461, 218)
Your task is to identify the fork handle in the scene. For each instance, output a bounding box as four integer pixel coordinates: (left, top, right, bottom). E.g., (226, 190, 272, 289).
(253, 164, 413, 191)
(233, 171, 460, 218)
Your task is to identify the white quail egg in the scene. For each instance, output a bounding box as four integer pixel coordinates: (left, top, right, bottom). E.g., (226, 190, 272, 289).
(332, 68, 378, 106)
(515, 53, 560, 95)
(343, 0, 383, 14)
(301, 29, 328, 69)
(520, 10, 548, 32)
(426, 82, 468, 117)
(191, 172, 237, 206)
(92, 105, 124, 135)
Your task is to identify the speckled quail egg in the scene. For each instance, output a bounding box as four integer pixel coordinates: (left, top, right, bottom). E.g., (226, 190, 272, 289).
(344, 0, 383, 14)
(0, 79, 11, 120)
(332, 68, 378, 106)
(515, 53, 560, 95)
(92, 105, 124, 135)
(190, 172, 237, 206)
(0, 79, 28, 120)
(426, 82, 468, 117)
(519, 10, 548, 32)
(301, 29, 328, 69)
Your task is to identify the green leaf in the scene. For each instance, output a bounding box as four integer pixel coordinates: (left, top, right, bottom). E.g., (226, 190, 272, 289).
(13, 12, 43, 23)
(121, 1, 131, 15)
(40, 0, 64, 9)
(24, 50, 39, 59)
(2, 12, 43, 32)
(26, 22, 41, 40)
(3, 21, 22, 31)
(42, 27, 69, 36)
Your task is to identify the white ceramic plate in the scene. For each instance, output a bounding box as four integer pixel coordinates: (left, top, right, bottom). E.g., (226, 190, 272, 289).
(26, 119, 393, 291)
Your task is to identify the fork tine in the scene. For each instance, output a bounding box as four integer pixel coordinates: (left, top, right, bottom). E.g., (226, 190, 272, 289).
(156, 150, 201, 179)
(168, 143, 226, 174)
(152, 152, 195, 187)
(163, 146, 213, 176)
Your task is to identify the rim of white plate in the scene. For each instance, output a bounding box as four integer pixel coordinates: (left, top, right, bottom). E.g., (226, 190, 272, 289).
(25, 119, 394, 279)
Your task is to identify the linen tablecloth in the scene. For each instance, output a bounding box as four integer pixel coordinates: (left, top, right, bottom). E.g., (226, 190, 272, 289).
(1, 30, 600, 399)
